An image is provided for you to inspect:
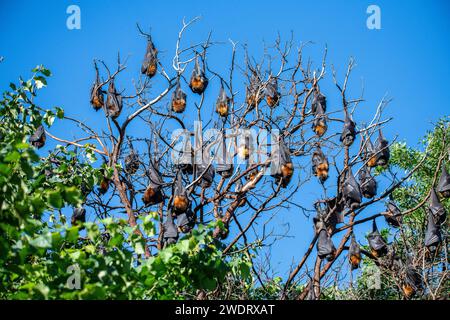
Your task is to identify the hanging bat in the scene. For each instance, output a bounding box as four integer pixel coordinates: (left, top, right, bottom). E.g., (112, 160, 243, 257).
(312, 147, 329, 182)
(216, 86, 231, 117)
(317, 228, 336, 261)
(141, 37, 158, 78)
(176, 208, 195, 234)
(105, 79, 123, 119)
(189, 56, 208, 94)
(437, 164, 450, 198)
(313, 198, 343, 234)
(312, 108, 328, 137)
(270, 138, 294, 187)
(375, 129, 390, 166)
(172, 171, 190, 213)
(142, 160, 164, 206)
(341, 167, 362, 210)
(216, 136, 233, 178)
(246, 72, 262, 108)
(402, 264, 422, 299)
(265, 77, 280, 107)
(340, 113, 356, 147)
(99, 177, 110, 194)
(90, 66, 104, 111)
(348, 233, 361, 270)
(311, 91, 327, 114)
(382, 200, 403, 227)
(429, 188, 447, 224)
(29, 125, 46, 149)
(125, 151, 140, 175)
(171, 83, 187, 113)
(196, 160, 215, 188)
(367, 220, 388, 257)
(174, 138, 194, 174)
(235, 180, 247, 207)
(361, 134, 378, 167)
(424, 208, 441, 250)
(359, 165, 377, 199)
(163, 213, 178, 246)
(71, 207, 86, 228)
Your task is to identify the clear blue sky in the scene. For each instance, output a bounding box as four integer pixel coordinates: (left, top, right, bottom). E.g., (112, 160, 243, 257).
(1, 1, 449, 282)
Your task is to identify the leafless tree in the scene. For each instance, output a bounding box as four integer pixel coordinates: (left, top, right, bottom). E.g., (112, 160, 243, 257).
(45, 18, 448, 300)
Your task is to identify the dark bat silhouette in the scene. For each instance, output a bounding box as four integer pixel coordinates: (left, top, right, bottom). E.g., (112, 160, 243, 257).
(264, 77, 280, 107)
(348, 233, 361, 270)
(375, 128, 390, 166)
(105, 79, 122, 119)
(429, 188, 446, 224)
(215, 136, 233, 178)
(141, 37, 158, 78)
(163, 212, 178, 246)
(367, 219, 388, 257)
(361, 134, 378, 168)
(143, 160, 164, 206)
(270, 138, 293, 188)
(176, 208, 195, 234)
(172, 170, 190, 214)
(359, 165, 377, 199)
(342, 167, 362, 210)
(317, 228, 336, 261)
(125, 151, 139, 174)
(90, 67, 104, 111)
(189, 57, 208, 94)
(245, 72, 262, 108)
(71, 207, 86, 228)
(424, 208, 441, 251)
(382, 200, 402, 228)
(216, 86, 230, 117)
(29, 125, 46, 149)
(171, 83, 187, 113)
(312, 146, 329, 182)
(311, 91, 327, 114)
(340, 113, 356, 147)
(437, 164, 450, 198)
(312, 103, 327, 137)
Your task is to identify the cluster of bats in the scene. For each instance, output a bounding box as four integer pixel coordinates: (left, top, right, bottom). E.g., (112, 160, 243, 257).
(306, 90, 449, 298)
(26, 34, 449, 297)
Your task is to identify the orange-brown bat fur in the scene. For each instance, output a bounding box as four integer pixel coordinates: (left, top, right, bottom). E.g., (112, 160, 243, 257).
(91, 94, 104, 108)
(216, 103, 229, 117)
(146, 63, 157, 77)
(402, 284, 415, 299)
(143, 187, 161, 205)
(100, 178, 110, 193)
(172, 99, 186, 113)
(190, 77, 205, 92)
(315, 162, 329, 181)
(281, 163, 294, 179)
(173, 195, 189, 212)
(313, 121, 327, 137)
(266, 95, 279, 107)
(246, 95, 261, 108)
(350, 254, 361, 268)
(367, 156, 378, 168)
(371, 249, 379, 258)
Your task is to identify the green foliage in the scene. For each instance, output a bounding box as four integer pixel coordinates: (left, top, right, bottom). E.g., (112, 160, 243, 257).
(342, 117, 449, 300)
(0, 68, 251, 299)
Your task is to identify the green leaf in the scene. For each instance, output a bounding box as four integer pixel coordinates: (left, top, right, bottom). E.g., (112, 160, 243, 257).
(29, 232, 52, 249)
(47, 190, 63, 208)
